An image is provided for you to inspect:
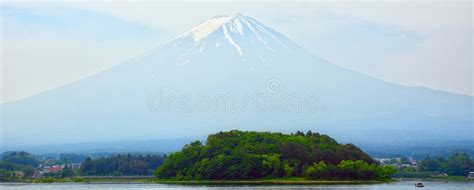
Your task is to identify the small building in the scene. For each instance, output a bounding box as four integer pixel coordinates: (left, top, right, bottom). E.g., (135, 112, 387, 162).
(468, 172, 474, 179)
(71, 163, 82, 169)
(402, 164, 411, 168)
(409, 158, 418, 166)
(431, 173, 448, 177)
(14, 171, 24, 178)
(32, 171, 44, 178)
(48, 165, 62, 173)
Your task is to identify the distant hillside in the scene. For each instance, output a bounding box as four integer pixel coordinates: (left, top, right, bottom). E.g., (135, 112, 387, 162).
(155, 130, 395, 180)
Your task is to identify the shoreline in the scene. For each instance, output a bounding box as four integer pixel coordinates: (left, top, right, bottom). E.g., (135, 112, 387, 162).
(149, 179, 387, 185)
(1, 177, 472, 185)
(1, 178, 389, 185)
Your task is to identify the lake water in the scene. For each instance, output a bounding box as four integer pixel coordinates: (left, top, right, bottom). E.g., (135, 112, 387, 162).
(1, 181, 473, 190)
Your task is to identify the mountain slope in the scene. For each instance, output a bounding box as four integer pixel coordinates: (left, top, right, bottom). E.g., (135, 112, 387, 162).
(1, 14, 472, 148)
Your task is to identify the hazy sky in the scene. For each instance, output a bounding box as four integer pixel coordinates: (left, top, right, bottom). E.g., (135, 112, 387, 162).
(1, 0, 472, 103)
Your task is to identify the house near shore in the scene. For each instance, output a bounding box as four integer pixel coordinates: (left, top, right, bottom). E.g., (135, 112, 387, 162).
(14, 171, 24, 178)
(431, 173, 448, 177)
(468, 172, 474, 179)
(32, 171, 44, 178)
(70, 163, 82, 169)
(48, 165, 62, 173)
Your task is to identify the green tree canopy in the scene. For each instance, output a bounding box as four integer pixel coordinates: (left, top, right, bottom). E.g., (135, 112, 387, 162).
(155, 130, 386, 180)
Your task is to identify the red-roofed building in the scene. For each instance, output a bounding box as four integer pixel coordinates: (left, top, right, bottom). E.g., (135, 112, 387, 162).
(48, 165, 62, 173)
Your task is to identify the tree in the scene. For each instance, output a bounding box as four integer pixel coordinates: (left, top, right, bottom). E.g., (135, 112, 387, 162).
(445, 152, 472, 176)
(305, 161, 327, 179)
(0, 151, 38, 177)
(418, 152, 473, 176)
(400, 157, 410, 164)
(2, 151, 40, 167)
(283, 161, 294, 177)
(61, 164, 74, 177)
(419, 156, 445, 172)
(156, 130, 380, 180)
(81, 154, 165, 176)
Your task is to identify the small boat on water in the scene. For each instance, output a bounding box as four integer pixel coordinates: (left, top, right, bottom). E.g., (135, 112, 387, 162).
(415, 182, 424, 187)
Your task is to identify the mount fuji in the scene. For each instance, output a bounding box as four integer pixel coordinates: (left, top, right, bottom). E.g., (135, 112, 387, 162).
(1, 14, 473, 150)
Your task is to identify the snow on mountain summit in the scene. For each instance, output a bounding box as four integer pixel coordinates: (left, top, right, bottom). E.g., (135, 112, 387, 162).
(182, 15, 233, 42)
(181, 14, 273, 42)
(173, 14, 295, 60)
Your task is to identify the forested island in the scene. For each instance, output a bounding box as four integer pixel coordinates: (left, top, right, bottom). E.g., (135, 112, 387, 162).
(155, 130, 396, 181)
(1, 130, 473, 184)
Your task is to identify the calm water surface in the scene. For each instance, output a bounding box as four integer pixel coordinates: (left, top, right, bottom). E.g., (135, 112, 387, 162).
(1, 181, 473, 190)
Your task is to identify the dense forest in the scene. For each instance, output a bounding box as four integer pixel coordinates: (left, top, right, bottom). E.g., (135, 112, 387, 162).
(80, 154, 165, 176)
(155, 130, 396, 180)
(393, 152, 474, 178)
(0, 151, 40, 180)
(418, 152, 473, 176)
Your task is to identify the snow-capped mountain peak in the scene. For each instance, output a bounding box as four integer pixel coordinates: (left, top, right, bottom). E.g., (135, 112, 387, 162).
(174, 14, 294, 60)
(181, 14, 258, 42)
(183, 15, 233, 42)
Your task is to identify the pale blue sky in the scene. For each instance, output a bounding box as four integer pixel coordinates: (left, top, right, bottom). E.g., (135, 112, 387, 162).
(1, 1, 472, 103)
